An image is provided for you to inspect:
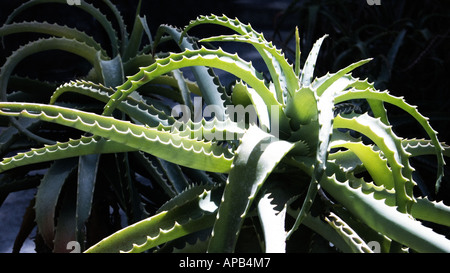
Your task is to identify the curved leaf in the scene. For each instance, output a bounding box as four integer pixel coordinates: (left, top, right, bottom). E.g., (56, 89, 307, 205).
(103, 47, 288, 131)
(0, 102, 234, 173)
(5, 0, 119, 56)
(183, 14, 299, 100)
(0, 21, 106, 56)
(330, 131, 394, 189)
(0, 37, 105, 144)
(1, 37, 104, 100)
(412, 197, 450, 227)
(154, 25, 228, 118)
(85, 186, 222, 253)
(50, 80, 174, 127)
(0, 136, 134, 173)
(76, 154, 100, 248)
(323, 212, 373, 253)
(334, 114, 414, 213)
(100, 0, 129, 52)
(208, 126, 294, 252)
(257, 192, 287, 253)
(35, 158, 78, 248)
(299, 35, 327, 87)
(335, 89, 445, 191)
(320, 163, 450, 253)
(403, 139, 450, 158)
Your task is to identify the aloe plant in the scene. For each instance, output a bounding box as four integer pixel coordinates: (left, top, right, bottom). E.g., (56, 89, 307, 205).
(0, 0, 230, 252)
(1, 12, 449, 253)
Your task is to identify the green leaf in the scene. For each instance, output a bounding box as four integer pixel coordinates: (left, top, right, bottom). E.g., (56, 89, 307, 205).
(285, 86, 317, 126)
(85, 186, 221, 253)
(0, 102, 234, 173)
(330, 131, 394, 189)
(75, 154, 99, 247)
(403, 139, 450, 158)
(0, 117, 40, 155)
(114, 152, 146, 223)
(208, 126, 294, 252)
(122, 10, 145, 62)
(287, 65, 344, 238)
(0, 136, 134, 173)
(323, 212, 373, 253)
(99, 54, 124, 87)
(50, 80, 174, 127)
(171, 70, 193, 112)
(257, 192, 286, 253)
(0, 21, 106, 56)
(154, 158, 190, 195)
(53, 184, 77, 253)
(334, 114, 414, 213)
(132, 152, 177, 198)
(299, 35, 327, 87)
(300, 212, 362, 253)
(412, 197, 450, 227)
(154, 25, 228, 119)
(1, 37, 104, 100)
(335, 89, 445, 192)
(184, 14, 299, 100)
(5, 0, 119, 56)
(0, 37, 107, 144)
(320, 164, 450, 253)
(103, 47, 288, 131)
(100, 0, 129, 52)
(314, 58, 372, 97)
(295, 27, 301, 77)
(35, 158, 78, 248)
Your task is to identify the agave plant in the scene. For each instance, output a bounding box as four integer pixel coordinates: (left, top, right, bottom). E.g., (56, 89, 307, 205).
(0, 0, 231, 252)
(1, 13, 449, 253)
(273, 0, 450, 156)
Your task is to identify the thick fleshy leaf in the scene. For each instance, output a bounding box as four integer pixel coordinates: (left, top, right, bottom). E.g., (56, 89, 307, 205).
(335, 89, 445, 192)
(299, 35, 327, 87)
(35, 158, 78, 248)
(154, 25, 228, 119)
(75, 154, 100, 247)
(5, 0, 119, 56)
(0, 136, 134, 173)
(321, 163, 450, 253)
(183, 14, 299, 98)
(85, 185, 222, 253)
(0, 21, 106, 55)
(0, 102, 234, 173)
(257, 192, 286, 253)
(207, 126, 294, 252)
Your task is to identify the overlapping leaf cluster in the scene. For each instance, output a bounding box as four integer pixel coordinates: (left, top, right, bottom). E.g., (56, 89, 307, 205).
(0, 2, 449, 253)
(0, 0, 232, 252)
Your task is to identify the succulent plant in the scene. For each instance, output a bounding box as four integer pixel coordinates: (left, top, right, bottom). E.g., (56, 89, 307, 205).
(1, 10, 449, 253)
